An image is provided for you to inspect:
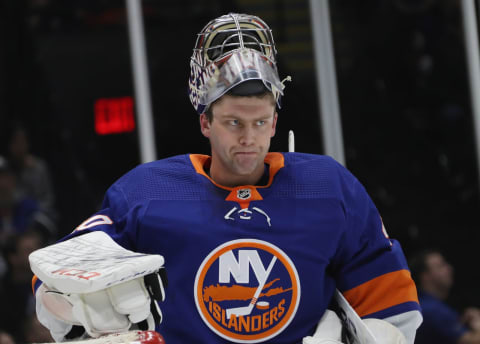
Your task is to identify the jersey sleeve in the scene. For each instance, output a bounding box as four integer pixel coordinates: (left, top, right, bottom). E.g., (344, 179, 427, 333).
(60, 182, 142, 251)
(330, 164, 421, 320)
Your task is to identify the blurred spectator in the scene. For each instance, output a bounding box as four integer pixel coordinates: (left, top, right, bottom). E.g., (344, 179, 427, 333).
(0, 156, 55, 244)
(7, 124, 57, 223)
(0, 331, 15, 344)
(410, 249, 480, 344)
(23, 313, 53, 343)
(0, 230, 45, 343)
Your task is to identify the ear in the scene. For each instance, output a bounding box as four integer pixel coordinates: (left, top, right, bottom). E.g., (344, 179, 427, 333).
(199, 113, 211, 138)
(271, 112, 278, 138)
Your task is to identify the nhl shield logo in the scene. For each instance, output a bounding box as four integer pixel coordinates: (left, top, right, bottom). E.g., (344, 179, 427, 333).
(194, 239, 301, 343)
(237, 188, 251, 200)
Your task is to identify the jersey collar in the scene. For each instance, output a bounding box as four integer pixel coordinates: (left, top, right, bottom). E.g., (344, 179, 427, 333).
(189, 152, 284, 190)
(189, 153, 285, 208)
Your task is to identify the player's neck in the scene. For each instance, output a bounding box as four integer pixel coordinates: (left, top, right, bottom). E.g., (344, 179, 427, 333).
(208, 161, 268, 187)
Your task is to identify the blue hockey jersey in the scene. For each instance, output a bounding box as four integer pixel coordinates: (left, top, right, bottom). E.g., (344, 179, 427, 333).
(44, 152, 420, 343)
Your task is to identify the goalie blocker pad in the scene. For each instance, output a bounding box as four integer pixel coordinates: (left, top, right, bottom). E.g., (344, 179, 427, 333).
(29, 231, 167, 339)
(29, 231, 165, 294)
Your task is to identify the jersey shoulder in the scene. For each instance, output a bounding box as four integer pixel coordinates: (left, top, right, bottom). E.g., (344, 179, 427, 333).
(279, 152, 359, 200)
(108, 154, 207, 205)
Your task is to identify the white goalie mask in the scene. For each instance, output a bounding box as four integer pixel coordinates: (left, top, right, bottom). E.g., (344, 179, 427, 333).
(188, 13, 288, 114)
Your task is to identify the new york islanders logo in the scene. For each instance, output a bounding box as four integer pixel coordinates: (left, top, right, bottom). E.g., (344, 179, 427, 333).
(194, 239, 301, 343)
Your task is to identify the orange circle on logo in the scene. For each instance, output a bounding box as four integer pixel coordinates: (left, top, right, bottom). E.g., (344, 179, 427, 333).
(194, 239, 301, 343)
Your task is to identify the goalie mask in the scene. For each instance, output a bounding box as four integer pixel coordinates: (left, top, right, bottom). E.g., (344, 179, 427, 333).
(188, 13, 288, 115)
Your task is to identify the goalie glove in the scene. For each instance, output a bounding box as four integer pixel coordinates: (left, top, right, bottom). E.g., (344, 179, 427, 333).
(30, 231, 167, 340)
(362, 318, 407, 344)
(302, 310, 343, 344)
(302, 310, 407, 344)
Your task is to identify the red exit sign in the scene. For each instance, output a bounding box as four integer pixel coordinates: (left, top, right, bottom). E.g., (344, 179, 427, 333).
(95, 97, 135, 135)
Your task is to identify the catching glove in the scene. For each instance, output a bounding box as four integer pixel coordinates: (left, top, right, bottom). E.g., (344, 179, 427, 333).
(30, 231, 167, 339)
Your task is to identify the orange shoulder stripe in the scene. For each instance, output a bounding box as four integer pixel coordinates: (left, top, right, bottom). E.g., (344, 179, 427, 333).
(32, 275, 38, 294)
(342, 269, 419, 317)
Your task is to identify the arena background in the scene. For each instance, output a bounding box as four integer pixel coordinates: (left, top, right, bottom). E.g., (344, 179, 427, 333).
(1, 0, 479, 312)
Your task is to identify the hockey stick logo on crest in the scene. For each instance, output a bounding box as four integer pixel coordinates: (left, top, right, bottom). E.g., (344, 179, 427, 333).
(194, 239, 300, 343)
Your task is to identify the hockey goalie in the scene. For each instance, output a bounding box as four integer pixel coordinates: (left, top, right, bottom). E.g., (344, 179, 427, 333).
(29, 11, 422, 344)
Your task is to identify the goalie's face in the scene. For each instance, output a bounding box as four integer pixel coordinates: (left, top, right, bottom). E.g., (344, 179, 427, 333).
(200, 94, 277, 187)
